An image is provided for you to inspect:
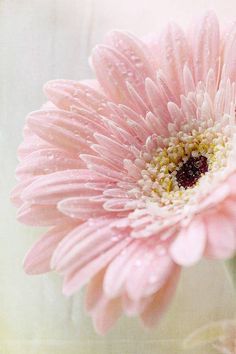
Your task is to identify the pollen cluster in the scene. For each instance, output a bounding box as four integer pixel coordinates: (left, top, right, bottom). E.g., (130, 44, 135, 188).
(138, 121, 231, 207)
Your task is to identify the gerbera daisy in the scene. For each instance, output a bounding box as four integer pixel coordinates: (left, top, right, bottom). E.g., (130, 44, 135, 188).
(12, 11, 236, 334)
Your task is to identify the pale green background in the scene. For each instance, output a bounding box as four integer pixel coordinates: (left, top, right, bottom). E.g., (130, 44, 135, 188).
(0, 1, 236, 353)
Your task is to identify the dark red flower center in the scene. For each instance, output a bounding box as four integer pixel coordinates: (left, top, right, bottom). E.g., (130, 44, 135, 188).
(176, 155, 208, 189)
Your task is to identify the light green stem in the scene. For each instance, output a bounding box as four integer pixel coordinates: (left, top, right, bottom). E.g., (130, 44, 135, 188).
(224, 256, 236, 290)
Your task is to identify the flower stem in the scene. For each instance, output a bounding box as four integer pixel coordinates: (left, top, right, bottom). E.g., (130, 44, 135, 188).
(224, 256, 236, 290)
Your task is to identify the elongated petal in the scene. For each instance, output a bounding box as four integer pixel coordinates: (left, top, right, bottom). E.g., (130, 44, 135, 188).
(92, 297, 122, 335)
(205, 213, 236, 259)
(17, 203, 67, 226)
(85, 270, 105, 313)
(51, 219, 109, 267)
(160, 22, 192, 98)
(52, 222, 125, 273)
(17, 129, 50, 161)
(223, 22, 236, 83)
(92, 45, 149, 111)
(22, 169, 101, 205)
(11, 178, 36, 207)
(16, 148, 82, 179)
(141, 266, 180, 328)
(44, 80, 114, 117)
(170, 218, 206, 266)
(122, 294, 151, 317)
(191, 11, 220, 82)
(103, 240, 142, 299)
(105, 30, 155, 79)
(63, 237, 132, 296)
(23, 223, 77, 274)
(126, 251, 174, 300)
(58, 196, 106, 219)
(27, 110, 94, 153)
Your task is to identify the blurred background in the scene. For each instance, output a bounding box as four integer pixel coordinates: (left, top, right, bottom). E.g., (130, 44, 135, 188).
(0, 1, 236, 353)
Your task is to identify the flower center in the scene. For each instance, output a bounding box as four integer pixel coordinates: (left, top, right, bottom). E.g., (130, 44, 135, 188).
(136, 120, 232, 209)
(176, 155, 208, 189)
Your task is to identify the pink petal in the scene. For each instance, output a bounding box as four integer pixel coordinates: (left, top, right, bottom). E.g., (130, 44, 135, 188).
(85, 270, 105, 313)
(103, 240, 147, 299)
(17, 203, 67, 226)
(58, 196, 106, 219)
(205, 212, 236, 259)
(103, 198, 135, 212)
(23, 223, 76, 274)
(223, 22, 236, 83)
(105, 30, 155, 80)
(122, 294, 151, 317)
(94, 133, 133, 159)
(145, 112, 169, 136)
(18, 130, 50, 161)
(92, 45, 149, 111)
(141, 266, 180, 328)
(27, 109, 95, 153)
(44, 80, 114, 117)
(52, 221, 125, 273)
(81, 153, 125, 181)
(21, 169, 101, 205)
(11, 178, 36, 207)
(89, 146, 127, 173)
(183, 64, 195, 94)
(16, 148, 82, 179)
(191, 11, 220, 82)
(63, 237, 132, 296)
(145, 78, 171, 123)
(126, 251, 175, 301)
(51, 219, 109, 268)
(169, 218, 206, 266)
(159, 22, 192, 98)
(92, 297, 122, 335)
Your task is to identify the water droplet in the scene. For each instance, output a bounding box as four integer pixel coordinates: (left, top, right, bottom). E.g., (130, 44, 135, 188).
(48, 154, 54, 161)
(134, 259, 142, 267)
(148, 275, 157, 284)
(156, 245, 166, 256)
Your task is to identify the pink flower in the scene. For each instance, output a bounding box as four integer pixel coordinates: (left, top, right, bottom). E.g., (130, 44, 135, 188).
(12, 11, 236, 334)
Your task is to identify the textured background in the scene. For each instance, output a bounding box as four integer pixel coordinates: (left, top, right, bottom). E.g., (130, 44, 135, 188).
(0, 1, 236, 353)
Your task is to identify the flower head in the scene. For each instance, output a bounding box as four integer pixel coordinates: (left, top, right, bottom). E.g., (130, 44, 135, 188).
(12, 11, 236, 334)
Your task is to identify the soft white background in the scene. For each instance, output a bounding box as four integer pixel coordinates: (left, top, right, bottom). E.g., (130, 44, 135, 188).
(0, 1, 236, 353)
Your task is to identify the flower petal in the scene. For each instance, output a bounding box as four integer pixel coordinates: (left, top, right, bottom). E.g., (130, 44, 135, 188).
(21, 169, 101, 205)
(27, 109, 98, 153)
(191, 11, 220, 83)
(205, 212, 236, 259)
(92, 297, 122, 335)
(126, 251, 175, 301)
(92, 45, 150, 111)
(170, 218, 206, 266)
(44, 80, 114, 117)
(141, 266, 180, 328)
(17, 203, 67, 226)
(105, 30, 155, 79)
(23, 223, 76, 274)
(223, 22, 236, 83)
(63, 237, 132, 296)
(16, 148, 82, 179)
(159, 22, 192, 98)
